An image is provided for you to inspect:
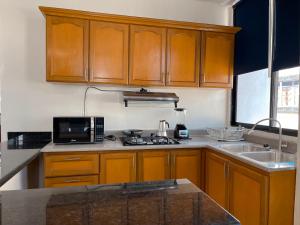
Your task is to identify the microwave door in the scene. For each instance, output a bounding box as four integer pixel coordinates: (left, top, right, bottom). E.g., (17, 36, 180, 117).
(54, 118, 92, 143)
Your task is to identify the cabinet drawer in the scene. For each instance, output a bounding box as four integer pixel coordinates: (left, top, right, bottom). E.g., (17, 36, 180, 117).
(45, 175, 99, 188)
(44, 153, 99, 177)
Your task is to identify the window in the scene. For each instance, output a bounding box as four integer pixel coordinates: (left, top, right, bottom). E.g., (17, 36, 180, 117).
(232, 66, 300, 136)
(236, 69, 271, 125)
(274, 67, 300, 130)
(232, 0, 300, 136)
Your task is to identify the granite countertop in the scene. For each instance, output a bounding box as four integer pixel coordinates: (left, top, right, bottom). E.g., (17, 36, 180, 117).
(0, 142, 41, 186)
(0, 179, 240, 225)
(41, 135, 296, 172)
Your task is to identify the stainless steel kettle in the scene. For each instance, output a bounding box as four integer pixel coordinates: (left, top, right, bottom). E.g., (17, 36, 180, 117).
(157, 120, 169, 137)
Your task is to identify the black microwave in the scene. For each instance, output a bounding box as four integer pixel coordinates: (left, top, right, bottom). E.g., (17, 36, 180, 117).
(53, 117, 104, 144)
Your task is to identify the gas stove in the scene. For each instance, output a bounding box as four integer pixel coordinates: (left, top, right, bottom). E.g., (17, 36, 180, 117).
(120, 135, 180, 146)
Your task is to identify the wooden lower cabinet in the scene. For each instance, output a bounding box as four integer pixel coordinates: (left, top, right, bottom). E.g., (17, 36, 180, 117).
(138, 151, 170, 182)
(45, 175, 98, 188)
(228, 161, 268, 225)
(43, 149, 295, 225)
(171, 150, 201, 187)
(100, 152, 137, 184)
(44, 153, 99, 177)
(205, 152, 228, 209)
(204, 150, 296, 225)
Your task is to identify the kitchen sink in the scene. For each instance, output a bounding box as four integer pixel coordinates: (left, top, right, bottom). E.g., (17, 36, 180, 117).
(219, 143, 271, 153)
(239, 151, 296, 163)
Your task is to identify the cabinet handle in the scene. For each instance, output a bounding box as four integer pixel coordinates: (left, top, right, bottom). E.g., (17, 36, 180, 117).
(133, 157, 135, 169)
(84, 67, 88, 77)
(173, 156, 176, 166)
(224, 163, 227, 178)
(63, 157, 81, 161)
(64, 179, 81, 183)
(226, 164, 230, 180)
(167, 154, 170, 167)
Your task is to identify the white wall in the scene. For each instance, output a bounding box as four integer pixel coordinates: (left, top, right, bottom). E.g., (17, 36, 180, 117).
(0, 0, 230, 143)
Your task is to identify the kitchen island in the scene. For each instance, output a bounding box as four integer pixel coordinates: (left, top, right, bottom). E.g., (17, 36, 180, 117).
(1, 179, 240, 225)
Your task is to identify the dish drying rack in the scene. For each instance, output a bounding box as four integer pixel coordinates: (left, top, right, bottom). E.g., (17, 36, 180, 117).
(207, 127, 246, 142)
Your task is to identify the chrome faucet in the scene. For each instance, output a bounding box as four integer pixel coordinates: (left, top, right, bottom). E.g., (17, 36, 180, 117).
(247, 118, 286, 161)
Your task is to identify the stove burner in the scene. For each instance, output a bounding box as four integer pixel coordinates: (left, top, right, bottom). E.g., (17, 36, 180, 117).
(121, 136, 180, 146)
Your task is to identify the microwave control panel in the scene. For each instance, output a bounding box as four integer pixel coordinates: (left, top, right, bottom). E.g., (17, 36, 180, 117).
(95, 117, 104, 142)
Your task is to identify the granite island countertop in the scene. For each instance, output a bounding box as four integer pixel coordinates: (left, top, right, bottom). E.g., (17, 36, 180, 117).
(41, 135, 296, 172)
(0, 179, 240, 225)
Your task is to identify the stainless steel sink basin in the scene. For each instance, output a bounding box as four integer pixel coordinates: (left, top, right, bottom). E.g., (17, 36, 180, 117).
(239, 151, 296, 163)
(219, 143, 270, 153)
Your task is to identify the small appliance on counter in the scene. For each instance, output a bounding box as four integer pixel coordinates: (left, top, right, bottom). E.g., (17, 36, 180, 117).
(120, 129, 179, 146)
(157, 120, 169, 137)
(53, 117, 104, 144)
(174, 108, 189, 139)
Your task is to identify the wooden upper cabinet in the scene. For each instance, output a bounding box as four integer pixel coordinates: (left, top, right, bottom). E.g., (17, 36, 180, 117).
(171, 150, 201, 188)
(201, 32, 234, 88)
(138, 151, 170, 182)
(129, 25, 166, 86)
(166, 29, 200, 87)
(228, 161, 268, 225)
(90, 21, 129, 84)
(46, 16, 89, 82)
(100, 152, 136, 184)
(205, 152, 228, 209)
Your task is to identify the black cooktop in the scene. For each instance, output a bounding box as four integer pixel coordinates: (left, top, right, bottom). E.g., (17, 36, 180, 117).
(120, 135, 180, 146)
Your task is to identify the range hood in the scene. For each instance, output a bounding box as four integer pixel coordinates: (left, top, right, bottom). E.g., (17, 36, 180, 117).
(123, 88, 179, 108)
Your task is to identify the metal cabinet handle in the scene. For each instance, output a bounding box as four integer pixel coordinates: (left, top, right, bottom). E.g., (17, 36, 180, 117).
(167, 154, 170, 166)
(63, 157, 81, 161)
(64, 179, 81, 183)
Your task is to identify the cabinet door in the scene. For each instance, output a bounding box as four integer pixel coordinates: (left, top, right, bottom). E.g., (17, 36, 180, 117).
(90, 21, 129, 84)
(46, 16, 89, 82)
(100, 152, 136, 184)
(138, 151, 170, 182)
(129, 25, 166, 86)
(166, 29, 200, 87)
(45, 175, 99, 188)
(171, 150, 201, 187)
(205, 152, 229, 209)
(228, 162, 268, 225)
(201, 32, 234, 88)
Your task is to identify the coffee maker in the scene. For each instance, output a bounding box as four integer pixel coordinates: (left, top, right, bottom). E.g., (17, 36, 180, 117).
(174, 108, 189, 139)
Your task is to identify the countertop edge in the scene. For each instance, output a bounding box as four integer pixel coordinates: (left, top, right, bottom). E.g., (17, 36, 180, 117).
(0, 150, 40, 187)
